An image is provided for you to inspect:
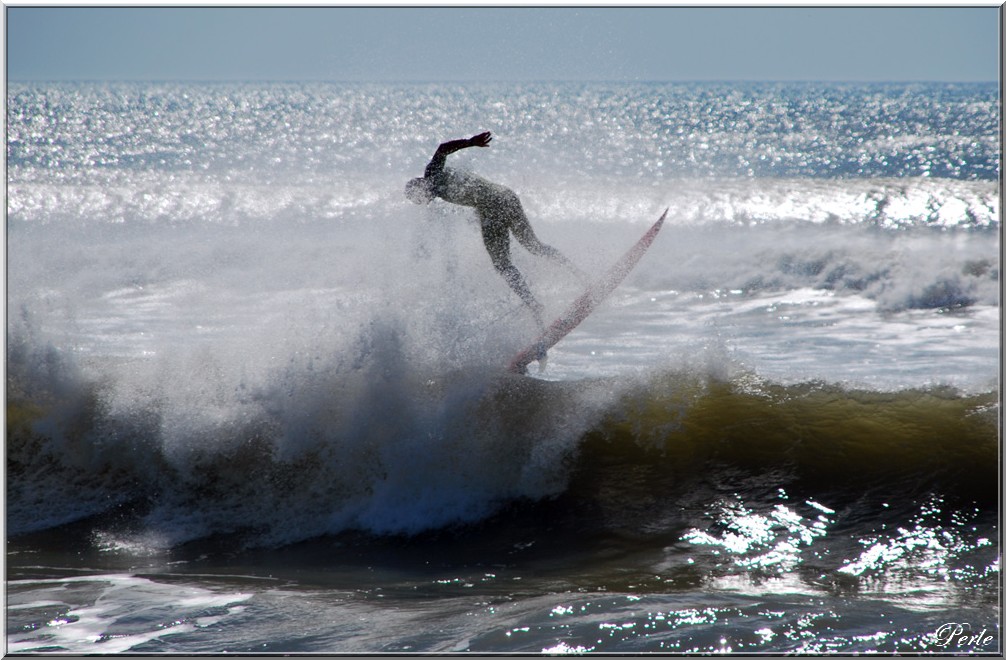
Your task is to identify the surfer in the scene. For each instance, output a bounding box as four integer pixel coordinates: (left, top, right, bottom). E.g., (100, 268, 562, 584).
(405, 131, 583, 329)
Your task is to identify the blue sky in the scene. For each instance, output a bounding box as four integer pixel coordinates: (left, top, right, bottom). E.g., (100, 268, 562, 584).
(6, 5, 1001, 83)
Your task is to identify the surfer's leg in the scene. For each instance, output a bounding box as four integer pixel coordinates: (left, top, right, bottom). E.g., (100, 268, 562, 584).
(481, 214, 545, 329)
(505, 196, 587, 281)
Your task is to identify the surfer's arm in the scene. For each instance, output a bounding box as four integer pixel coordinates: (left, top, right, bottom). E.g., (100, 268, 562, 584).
(424, 132, 492, 177)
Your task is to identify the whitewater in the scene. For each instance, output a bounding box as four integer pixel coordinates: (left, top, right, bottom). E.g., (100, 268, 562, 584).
(6, 81, 1000, 653)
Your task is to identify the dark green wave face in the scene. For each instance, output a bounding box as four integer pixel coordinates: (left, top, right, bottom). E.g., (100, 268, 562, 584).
(7, 364, 997, 544)
(579, 372, 998, 502)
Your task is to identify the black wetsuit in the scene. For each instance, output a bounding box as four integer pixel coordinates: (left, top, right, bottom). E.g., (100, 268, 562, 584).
(424, 151, 575, 320)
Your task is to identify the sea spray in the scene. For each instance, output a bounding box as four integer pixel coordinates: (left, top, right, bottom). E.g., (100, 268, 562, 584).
(7, 307, 618, 546)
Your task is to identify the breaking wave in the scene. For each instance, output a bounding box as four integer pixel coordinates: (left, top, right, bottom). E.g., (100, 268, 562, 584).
(8, 316, 997, 549)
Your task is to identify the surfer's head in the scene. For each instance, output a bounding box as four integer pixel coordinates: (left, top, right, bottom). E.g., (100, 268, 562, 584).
(405, 178, 434, 204)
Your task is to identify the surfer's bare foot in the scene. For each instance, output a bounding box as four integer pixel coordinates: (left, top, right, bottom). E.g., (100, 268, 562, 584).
(532, 342, 548, 372)
(532, 342, 548, 361)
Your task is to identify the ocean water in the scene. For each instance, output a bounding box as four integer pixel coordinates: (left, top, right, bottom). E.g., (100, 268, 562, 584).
(6, 81, 1000, 654)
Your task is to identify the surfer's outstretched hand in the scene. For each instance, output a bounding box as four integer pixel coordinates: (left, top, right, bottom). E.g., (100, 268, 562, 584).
(469, 131, 492, 148)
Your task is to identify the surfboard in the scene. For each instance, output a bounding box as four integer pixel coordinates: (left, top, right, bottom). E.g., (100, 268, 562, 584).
(507, 209, 668, 374)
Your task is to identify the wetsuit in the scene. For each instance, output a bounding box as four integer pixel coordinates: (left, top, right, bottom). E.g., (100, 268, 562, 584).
(423, 143, 579, 324)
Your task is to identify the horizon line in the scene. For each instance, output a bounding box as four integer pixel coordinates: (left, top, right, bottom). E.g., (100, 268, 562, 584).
(6, 78, 1000, 85)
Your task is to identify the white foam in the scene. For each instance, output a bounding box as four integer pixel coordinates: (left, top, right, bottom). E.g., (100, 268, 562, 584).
(7, 574, 252, 653)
